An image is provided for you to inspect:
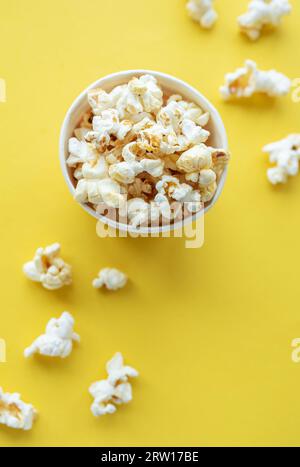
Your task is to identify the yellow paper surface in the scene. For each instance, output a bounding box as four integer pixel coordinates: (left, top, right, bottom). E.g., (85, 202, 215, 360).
(0, 0, 300, 447)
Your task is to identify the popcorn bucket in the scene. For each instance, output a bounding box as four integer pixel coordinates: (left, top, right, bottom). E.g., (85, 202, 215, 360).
(59, 70, 229, 236)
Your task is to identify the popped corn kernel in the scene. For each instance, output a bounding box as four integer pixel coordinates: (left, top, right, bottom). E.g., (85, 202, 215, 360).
(92, 268, 127, 291)
(156, 176, 202, 212)
(176, 144, 213, 173)
(0, 388, 37, 431)
(200, 182, 217, 202)
(85, 109, 132, 152)
(267, 166, 288, 185)
(139, 158, 164, 177)
(109, 161, 142, 184)
(67, 138, 97, 167)
(199, 169, 217, 187)
(127, 198, 151, 227)
(238, 0, 292, 41)
(212, 148, 231, 176)
(186, 0, 218, 29)
(263, 134, 300, 184)
(23, 243, 72, 290)
(75, 177, 126, 208)
(220, 60, 291, 100)
(89, 353, 138, 417)
(24, 312, 80, 359)
(126, 75, 163, 114)
(181, 119, 210, 145)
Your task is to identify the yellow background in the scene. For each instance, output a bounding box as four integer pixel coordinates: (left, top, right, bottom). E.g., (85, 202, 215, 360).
(0, 0, 300, 447)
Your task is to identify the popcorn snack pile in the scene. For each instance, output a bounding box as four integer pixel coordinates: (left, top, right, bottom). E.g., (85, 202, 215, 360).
(238, 0, 292, 41)
(186, 0, 218, 29)
(89, 352, 138, 417)
(0, 388, 37, 430)
(92, 268, 127, 291)
(24, 312, 80, 359)
(263, 134, 300, 185)
(67, 75, 229, 227)
(23, 243, 72, 290)
(220, 60, 291, 100)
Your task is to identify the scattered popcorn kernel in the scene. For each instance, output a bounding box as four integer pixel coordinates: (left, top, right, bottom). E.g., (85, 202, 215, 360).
(0, 388, 37, 430)
(24, 312, 80, 359)
(68, 74, 229, 226)
(89, 353, 138, 417)
(220, 60, 291, 100)
(106, 352, 139, 385)
(186, 0, 218, 29)
(92, 268, 127, 291)
(263, 134, 300, 184)
(23, 243, 72, 290)
(238, 0, 292, 41)
(267, 166, 288, 184)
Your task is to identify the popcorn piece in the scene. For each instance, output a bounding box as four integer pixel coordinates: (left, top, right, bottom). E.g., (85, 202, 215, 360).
(89, 352, 138, 417)
(177, 144, 213, 173)
(74, 127, 90, 141)
(263, 134, 300, 184)
(186, 0, 218, 29)
(127, 198, 152, 228)
(139, 158, 164, 177)
(0, 388, 37, 430)
(75, 177, 126, 207)
(85, 109, 132, 151)
(122, 141, 145, 162)
(106, 352, 139, 385)
(109, 161, 142, 184)
(185, 190, 203, 213)
(24, 312, 79, 359)
(267, 166, 288, 184)
(67, 138, 97, 167)
(238, 0, 292, 41)
(92, 268, 127, 291)
(125, 75, 163, 115)
(157, 99, 210, 135)
(186, 172, 200, 183)
(154, 193, 172, 220)
(89, 75, 163, 119)
(220, 60, 291, 100)
(200, 182, 217, 202)
(156, 175, 182, 197)
(181, 119, 210, 145)
(23, 243, 72, 290)
(211, 148, 231, 176)
(156, 176, 202, 212)
(87, 85, 126, 115)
